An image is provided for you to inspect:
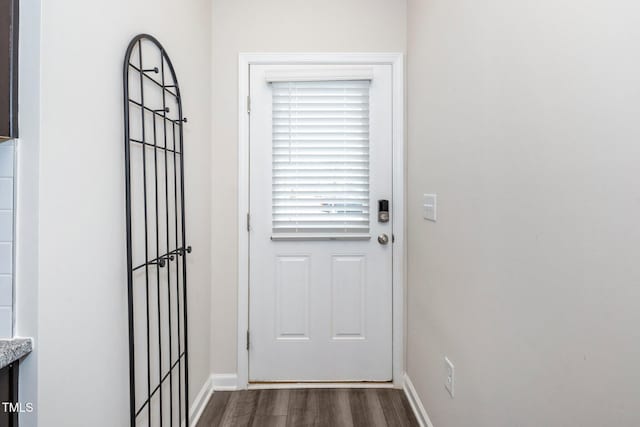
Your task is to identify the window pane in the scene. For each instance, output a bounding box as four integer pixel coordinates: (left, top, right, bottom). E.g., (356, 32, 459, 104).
(271, 80, 370, 235)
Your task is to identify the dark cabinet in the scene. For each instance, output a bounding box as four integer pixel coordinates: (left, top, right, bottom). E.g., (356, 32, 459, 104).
(0, 0, 18, 141)
(0, 363, 18, 426)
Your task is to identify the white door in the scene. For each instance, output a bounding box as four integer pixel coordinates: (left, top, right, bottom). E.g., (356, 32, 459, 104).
(249, 64, 393, 382)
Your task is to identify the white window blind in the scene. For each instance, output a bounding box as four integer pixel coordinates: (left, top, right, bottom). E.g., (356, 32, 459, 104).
(272, 80, 371, 237)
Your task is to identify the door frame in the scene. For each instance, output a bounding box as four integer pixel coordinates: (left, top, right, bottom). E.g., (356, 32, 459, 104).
(237, 52, 405, 388)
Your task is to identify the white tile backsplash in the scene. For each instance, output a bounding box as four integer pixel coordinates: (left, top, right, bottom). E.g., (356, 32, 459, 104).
(0, 243, 12, 275)
(0, 306, 12, 338)
(0, 275, 11, 306)
(0, 178, 13, 210)
(0, 142, 12, 338)
(0, 143, 14, 178)
(0, 210, 12, 242)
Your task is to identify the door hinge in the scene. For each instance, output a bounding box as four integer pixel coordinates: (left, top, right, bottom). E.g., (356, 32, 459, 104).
(246, 330, 250, 351)
(246, 212, 250, 231)
(247, 95, 251, 114)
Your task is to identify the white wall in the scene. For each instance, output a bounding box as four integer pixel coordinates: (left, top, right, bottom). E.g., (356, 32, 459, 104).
(210, 0, 407, 377)
(406, 0, 640, 426)
(18, 1, 213, 425)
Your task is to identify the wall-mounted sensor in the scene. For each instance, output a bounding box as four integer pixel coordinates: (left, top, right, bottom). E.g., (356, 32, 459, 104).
(378, 199, 389, 223)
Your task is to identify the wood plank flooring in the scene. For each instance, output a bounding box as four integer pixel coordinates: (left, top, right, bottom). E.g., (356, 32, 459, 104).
(196, 388, 419, 427)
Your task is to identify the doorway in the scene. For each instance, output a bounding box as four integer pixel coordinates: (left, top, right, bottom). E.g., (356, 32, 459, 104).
(238, 53, 404, 387)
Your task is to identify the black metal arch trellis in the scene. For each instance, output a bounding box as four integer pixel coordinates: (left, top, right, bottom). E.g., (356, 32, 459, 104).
(123, 34, 190, 427)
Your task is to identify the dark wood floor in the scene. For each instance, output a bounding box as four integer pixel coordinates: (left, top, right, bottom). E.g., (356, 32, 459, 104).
(196, 388, 419, 427)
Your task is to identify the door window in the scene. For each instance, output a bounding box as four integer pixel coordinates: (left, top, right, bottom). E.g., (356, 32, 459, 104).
(271, 80, 370, 236)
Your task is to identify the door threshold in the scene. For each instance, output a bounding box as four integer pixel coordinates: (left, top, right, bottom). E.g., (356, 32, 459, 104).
(248, 381, 396, 390)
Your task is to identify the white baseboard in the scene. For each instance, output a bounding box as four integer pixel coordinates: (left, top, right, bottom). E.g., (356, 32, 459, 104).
(403, 373, 435, 427)
(188, 375, 214, 427)
(212, 373, 239, 391)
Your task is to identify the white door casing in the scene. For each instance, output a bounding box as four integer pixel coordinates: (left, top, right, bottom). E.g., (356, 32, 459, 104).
(248, 64, 393, 381)
(237, 53, 404, 388)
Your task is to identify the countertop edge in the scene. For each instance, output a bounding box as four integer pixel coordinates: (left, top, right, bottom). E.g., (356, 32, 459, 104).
(0, 337, 34, 370)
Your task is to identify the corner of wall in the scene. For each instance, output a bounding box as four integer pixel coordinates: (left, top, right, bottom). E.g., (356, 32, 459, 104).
(403, 373, 435, 427)
(189, 374, 214, 427)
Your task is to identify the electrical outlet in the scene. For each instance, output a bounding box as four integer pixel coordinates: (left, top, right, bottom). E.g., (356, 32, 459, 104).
(445, 357, 455, 398)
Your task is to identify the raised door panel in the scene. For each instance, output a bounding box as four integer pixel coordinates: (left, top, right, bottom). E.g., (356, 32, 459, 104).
(275, 255, 310, 340)
(331, 255, 366, 340)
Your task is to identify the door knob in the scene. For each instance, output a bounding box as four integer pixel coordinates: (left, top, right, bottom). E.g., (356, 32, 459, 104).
(377, 233, 389, 245)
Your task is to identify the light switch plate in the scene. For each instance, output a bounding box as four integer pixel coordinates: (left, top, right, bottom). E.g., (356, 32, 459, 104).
(423, 194, 437, 221)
